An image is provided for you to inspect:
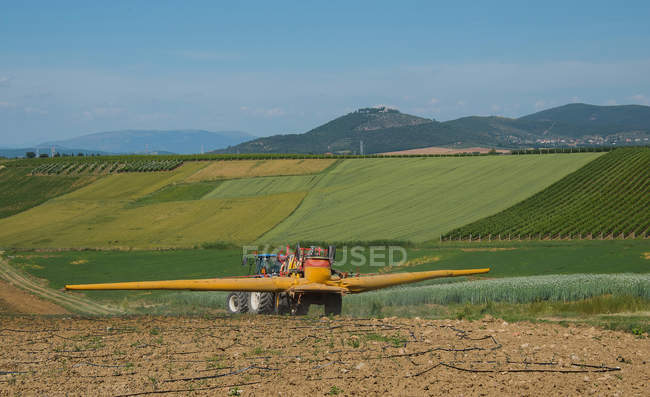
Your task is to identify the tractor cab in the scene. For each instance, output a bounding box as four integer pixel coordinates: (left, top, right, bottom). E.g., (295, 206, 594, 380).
(242, 253, 281, 276)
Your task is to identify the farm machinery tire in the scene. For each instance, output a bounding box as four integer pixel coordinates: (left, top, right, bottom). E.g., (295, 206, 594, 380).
(236, 292, 249, 313)
(226, 292, 250, 314)
(324, 294, 342, 316)
(248, 292, 275, 314)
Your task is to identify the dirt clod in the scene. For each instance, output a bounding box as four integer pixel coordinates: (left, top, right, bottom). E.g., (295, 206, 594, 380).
(0, 316, 647, 396)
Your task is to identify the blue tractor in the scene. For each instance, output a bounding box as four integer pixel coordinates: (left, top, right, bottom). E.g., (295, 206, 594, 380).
(225, 253, 282, 314)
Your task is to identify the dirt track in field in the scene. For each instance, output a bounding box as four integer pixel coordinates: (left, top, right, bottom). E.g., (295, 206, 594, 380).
(0, 255, 120, 315)
(1, 315, 647, 396)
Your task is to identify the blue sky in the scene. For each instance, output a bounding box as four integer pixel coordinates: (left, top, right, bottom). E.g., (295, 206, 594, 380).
(1, 0, 650, 146)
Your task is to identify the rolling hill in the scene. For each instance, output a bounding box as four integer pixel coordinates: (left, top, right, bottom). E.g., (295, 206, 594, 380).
(520, 103, 650, 133)
(41, 129, 255, 155)
(0, 153, 600, 248)
(216, 104, 650, 154)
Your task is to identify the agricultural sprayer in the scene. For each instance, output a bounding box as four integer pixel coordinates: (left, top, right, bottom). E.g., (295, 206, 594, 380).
(66, 244, 489, 315)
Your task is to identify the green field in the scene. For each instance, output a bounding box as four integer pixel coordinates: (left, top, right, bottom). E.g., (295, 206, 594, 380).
(0, 167, 97, 218)
(445, 147, 650, 240)
(1, 152, 648, 334)
(0, 162, 306, 248)
(263, 154, 601, 243)
(8, 240, 648, 301)
(0, 154, 600, 249)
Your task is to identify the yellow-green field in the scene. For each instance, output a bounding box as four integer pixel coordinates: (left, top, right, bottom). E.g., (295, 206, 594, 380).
(0, 154, 602, 248)
(185, 158, 336, 181)
(262, 154, 601, 243)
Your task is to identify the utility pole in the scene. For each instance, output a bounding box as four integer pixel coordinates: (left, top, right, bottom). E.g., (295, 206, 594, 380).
(360, 140, 364, 156)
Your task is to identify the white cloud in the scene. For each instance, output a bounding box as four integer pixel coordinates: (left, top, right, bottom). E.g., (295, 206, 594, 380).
(0, 101, 12, 107)
(534, 100, 547, 110)
(605, 99, 618, 105)
(429, 97, 439, 105)
(491, 104, 501, 112)
(264, 108, 285, 117)
(456, 100, 466, 106)
(570, 96, 580, 103)
(630, 94, 649, 105)
(0, 76, 10, 86)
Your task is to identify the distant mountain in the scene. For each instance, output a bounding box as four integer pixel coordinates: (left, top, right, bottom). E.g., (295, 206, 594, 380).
(41, 130, 255, 155)
(520, 103, 650, 132)
(215, 104, 650, 154)
(215, 106, 473, 154)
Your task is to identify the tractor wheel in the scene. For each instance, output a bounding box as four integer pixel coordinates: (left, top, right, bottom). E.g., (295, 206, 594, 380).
(226, 292, 241, 314)
(324, 294, 342, 316)
(248, 292, 275, 314)
(236, 292, 249, 313)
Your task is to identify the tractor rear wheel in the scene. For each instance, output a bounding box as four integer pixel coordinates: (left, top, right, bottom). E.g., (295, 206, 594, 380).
(248, 292, 275, 314)
(226, 292, 242, 314)
(236, 292, 249, 313)
(324, 294, 342, 316)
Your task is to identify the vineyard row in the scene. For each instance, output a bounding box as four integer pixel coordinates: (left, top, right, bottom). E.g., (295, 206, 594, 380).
(30, 160, 183, 175)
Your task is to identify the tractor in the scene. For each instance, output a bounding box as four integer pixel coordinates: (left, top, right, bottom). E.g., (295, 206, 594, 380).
(226, 246, 341, 315)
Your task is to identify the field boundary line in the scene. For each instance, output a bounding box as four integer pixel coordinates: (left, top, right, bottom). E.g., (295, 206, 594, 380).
(0, 252, 121, 315)
(254, 159, 344, 243)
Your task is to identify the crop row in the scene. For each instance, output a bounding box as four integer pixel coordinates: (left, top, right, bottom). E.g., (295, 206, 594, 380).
(30, 160, 183, 175)
(345, 273, 650, 306)
(442, 147, 650, 240)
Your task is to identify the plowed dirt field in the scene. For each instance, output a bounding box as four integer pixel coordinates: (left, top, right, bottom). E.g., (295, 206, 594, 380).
(1, 316, 647, 396)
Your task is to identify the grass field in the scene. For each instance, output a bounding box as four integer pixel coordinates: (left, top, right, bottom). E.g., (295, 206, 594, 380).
(203, 174, 322, 199)
(0, 167, 97, 218)
(184, 158, 336, 181)
(263, 154, 602, 243)
(8, 239, 648, 300)
(0, 154, 600, 249)
(133, 181, 223, 205)
(0, 161, 305, 248)
(63, 162, 206, 200)
(0, 191, 306, 249)
(446, 147, 650, 240)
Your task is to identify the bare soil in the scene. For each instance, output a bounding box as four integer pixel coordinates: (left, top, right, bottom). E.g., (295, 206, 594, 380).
(1, 315, 647, 396)
(0, 256, 120, 315)
(0, 279, 68, 315)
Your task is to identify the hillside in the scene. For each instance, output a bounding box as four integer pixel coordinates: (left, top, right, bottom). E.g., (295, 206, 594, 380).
(260, 154, 599, 243)
(0, 153, 600, 248)
(41, 129, 255, 155)
(217, 104, 650, 154)
(520, 103, 650, 132)
(0, 167, 97, 218)
(216, 107, 516, 154)
(443, 147, 650, 240)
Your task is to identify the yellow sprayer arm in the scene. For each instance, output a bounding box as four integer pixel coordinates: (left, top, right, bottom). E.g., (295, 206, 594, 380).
(65, 268, 490, 294)
(65, 277, 296, 292)
(338, 268, 490, 293)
